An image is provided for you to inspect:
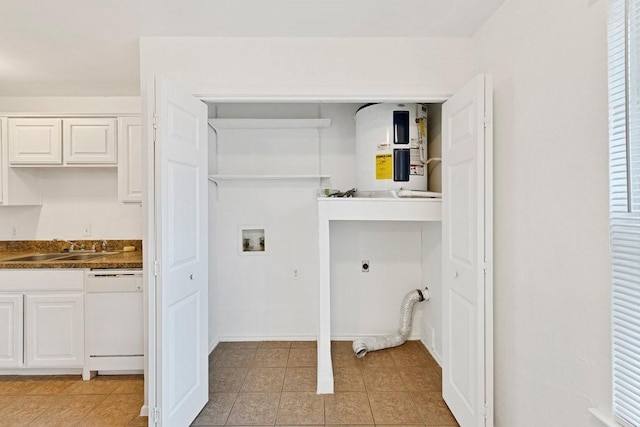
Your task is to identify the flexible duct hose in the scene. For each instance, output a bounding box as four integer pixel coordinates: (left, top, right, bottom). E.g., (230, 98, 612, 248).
(352, 287, 430, 358)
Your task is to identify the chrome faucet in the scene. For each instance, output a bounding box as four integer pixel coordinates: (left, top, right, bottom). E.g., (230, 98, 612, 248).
(53, 238, 85, 252)
(92, 240, 108, 252)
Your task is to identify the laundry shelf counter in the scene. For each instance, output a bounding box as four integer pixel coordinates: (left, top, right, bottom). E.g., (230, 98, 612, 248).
(316, 197, 442, 394)
(317, 197, 442, 222)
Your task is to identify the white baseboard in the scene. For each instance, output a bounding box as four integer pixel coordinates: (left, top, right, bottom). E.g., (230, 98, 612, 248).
(420, 338, 443, 367)
(589, 408, 619, 427)
(216, 335, 423, 343)
(330, 334, 422, 341)
(218, 335, 317, 342)
(98, 370, 144, 375)
(0, 368, 82, 376)
(209, 338, 220, 355)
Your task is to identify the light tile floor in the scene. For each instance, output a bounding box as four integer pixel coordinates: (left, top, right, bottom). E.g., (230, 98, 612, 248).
(0, 374, 146, 426)
(0, 342, 456, 427)
(196, 340, 458, 426)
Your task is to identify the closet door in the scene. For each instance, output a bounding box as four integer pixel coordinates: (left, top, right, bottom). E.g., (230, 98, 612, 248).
(149, 76, 209, 426)
(441, 74, 493, 427)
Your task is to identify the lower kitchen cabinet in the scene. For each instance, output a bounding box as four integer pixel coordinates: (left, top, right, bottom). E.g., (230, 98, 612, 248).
(0, 269, 142, 375)
(0, 294, 23, 369)
(0, 269, 85, 372)
(25, 293, 84, 368)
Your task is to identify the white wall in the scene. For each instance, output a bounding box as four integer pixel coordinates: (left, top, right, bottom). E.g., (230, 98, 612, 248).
(0, 168, 142, 240)
(0, 97, 140, 114)
(421, 222, 442, 363)
(330, 221, 426, 340)
(0, 97, 143, 240)
(472, 0, 611, 425)
(140, 37, 472, 100)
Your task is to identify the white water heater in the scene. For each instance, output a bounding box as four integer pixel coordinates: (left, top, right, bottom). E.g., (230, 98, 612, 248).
(355, 103, 428, 196)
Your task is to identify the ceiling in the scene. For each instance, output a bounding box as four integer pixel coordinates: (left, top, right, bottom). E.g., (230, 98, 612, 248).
(0, 0, 505, 96)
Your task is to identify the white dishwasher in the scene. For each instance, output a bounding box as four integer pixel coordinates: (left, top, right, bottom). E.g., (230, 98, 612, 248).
(83, 269, 143, 380)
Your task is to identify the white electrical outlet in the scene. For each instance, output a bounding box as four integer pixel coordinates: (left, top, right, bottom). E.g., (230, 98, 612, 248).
(82, 223, 92, 237)
(11, 226, 17, 238)
(293, 269, 300, 280)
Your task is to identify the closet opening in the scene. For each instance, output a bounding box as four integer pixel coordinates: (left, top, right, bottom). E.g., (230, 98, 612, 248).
(205, 101, 444, 369)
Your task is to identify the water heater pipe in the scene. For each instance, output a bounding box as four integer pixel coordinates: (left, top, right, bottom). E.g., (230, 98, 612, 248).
(352, 287, 430, 358)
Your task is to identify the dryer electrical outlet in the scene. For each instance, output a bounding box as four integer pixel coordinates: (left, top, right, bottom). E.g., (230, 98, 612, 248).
(361, 260, 370, 272)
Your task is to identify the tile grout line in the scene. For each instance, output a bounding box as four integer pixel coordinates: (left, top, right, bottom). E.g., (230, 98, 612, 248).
(274, 349, 286, 426)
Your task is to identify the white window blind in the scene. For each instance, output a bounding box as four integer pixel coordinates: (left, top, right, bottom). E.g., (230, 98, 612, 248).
(610, 0, 640, 426)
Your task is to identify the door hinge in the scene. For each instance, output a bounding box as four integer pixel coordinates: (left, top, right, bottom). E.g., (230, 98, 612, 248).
(483, 113, 490, 128)
(483, 403, 491, 420)
(483, 261, 491, 274)
(152, 407, 161, 424)
(154, 260, 160, 277)
(152, 113, 158, 142)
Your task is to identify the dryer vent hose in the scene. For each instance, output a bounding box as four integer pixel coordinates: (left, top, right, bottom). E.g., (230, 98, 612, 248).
(352, 287, 429, 358)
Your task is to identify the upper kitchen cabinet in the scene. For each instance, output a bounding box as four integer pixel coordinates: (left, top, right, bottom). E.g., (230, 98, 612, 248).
(117, 117, 142, 203)
(8, 118, 62, 164)
(63, 118, 117, 164)
(0, 117, 41, 206)
(8, 117, 117, 166)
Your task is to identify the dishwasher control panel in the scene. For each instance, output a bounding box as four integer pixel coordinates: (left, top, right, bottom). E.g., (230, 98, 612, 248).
(86, 270, 142, 293)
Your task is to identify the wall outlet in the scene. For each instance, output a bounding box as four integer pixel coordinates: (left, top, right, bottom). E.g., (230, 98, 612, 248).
(293, 269, 299, 280)
(11, 226, 17, 238)
(361, 260, 370, 272)
(82, 223, 92, 237)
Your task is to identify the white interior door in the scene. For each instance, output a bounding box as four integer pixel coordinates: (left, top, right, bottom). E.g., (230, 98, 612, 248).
(441, 74, 493, 427)
(153, 76, 208, 426)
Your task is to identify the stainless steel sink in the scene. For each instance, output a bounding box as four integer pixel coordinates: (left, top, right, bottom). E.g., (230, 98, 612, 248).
(1, 251, 119, 262)
(2, 253, 70, 262)
(58, 252, 119, 261)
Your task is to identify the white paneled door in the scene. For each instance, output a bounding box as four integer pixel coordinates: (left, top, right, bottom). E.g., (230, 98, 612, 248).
(151, 76, 208, 426)
(442, 75, 493, 427)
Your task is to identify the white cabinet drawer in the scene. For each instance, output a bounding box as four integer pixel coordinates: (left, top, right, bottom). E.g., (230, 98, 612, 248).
(0, 269, 84, 292)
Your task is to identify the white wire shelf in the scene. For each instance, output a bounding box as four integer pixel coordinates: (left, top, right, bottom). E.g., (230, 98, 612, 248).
(208, 174, 330, 182)
(208, 118, 331, 130)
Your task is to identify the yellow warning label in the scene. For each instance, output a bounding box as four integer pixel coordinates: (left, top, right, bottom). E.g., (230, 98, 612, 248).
(376, 154, 392, 180)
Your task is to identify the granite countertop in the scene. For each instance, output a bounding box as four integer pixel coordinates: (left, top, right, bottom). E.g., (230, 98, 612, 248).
(0, 240, 143, 270)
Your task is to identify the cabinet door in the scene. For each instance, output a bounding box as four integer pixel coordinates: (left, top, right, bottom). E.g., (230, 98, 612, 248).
(118, 117, 142, 202)
(25, 293, 84, 368)
(8, 118, 62, 165)
(63, 118, 116, 164)
(0, 294, 24, 368)
(1, 118, 42, 206)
